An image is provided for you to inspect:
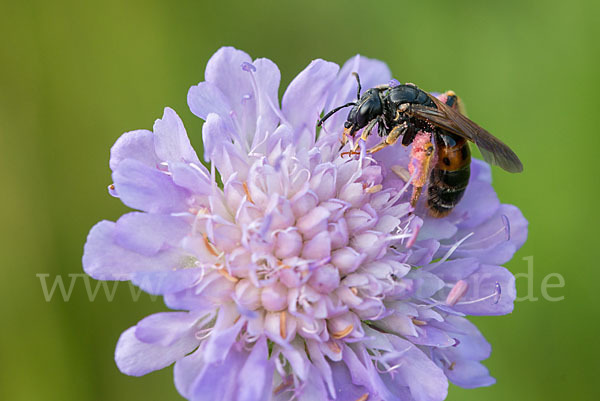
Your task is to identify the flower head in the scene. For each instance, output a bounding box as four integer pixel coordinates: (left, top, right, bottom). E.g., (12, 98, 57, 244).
(83, 47, 527, 401)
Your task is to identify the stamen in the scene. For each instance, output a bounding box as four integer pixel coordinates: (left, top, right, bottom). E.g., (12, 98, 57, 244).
(218, 268, 238, 283)
(108, 184, 115, 190)
(386, 166, 418, 208)
(386, 233, 413, 242)
(280, 311, 287, 339)
(243, 182, 255, 204)
(240, 61, 256, 72)
(350, 287, 359, 296)
(273, 376, 293, 395)
(356, 394, 370, 401)
(438, 232, 475, 264)
(194, 328, 213, 340)
(203, 234, 220, 257)
(456, 281, 502, 306)
(412, 318, 427, 326)
(375, 362, 403, 374)
(366, 184, 382, 194)
(445, 280, 468, 306)
(327, 341, 341, 354)
(502, 214, 511, 241)
(494, 281, 502, 304)
(448, 361, 456, 371)
(461, 216, 512, 249)
(391, 165, 411, 182)
(332, 324, 354, 339)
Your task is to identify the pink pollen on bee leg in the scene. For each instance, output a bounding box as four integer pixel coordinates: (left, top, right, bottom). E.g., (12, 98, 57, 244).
(409, 133, 433, 171)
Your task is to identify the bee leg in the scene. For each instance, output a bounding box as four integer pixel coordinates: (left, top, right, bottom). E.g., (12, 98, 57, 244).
(349, 118, 379, 153)
(368, 122, 406, 154)
(409, 133, 435, 207)
(340, 127, 352, 147)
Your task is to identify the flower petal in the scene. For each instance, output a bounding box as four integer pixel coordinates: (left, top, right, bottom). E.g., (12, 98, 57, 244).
(112, 159, 190, 213)
(109, 129, 157, 171)
(188, 81, 233, 125)
(237, 337, 275, 401)
(250, 57, 281, 150)
(135, 311, 201, 346)
(453, 264, 516, 316)
(83, 221, 186, 280)
(444, 360, 495, 389)
(386, 335, 449, 401)
(131, 268, 204, 295)
(115, 326, 199, 377)
(113, 212, 190, 256)
(153, 107, 200, 164)
(282, 59, 339, 145)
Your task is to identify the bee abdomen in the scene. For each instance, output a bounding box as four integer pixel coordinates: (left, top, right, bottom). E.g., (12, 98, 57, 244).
(427, 133, 471, 217)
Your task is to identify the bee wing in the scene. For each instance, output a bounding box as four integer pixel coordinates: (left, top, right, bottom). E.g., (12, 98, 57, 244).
(411, 95, 523, 173)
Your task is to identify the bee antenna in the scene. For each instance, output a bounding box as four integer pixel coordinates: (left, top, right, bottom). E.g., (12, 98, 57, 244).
(352, 72, 362, 99)
(317, 102, 356, 127)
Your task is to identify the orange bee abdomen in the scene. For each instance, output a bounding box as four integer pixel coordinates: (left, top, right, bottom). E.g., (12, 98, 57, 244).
(427, 132, 471, 217)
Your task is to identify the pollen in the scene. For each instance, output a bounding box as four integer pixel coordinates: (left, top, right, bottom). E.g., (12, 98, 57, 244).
(391, 165, 411, 182)
(217, 268, 238, 283)
(280, 311, 287, 339)
(203, 234, 220, 257)
(332, 324, 354, 339)
(242, 181, 254, 204)
(366, 184, 382, 194)
(356, 394, 369, 401)
(326, 341, 341, 354)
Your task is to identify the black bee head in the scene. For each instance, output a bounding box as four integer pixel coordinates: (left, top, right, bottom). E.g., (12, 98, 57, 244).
(345, 88, 384, 135)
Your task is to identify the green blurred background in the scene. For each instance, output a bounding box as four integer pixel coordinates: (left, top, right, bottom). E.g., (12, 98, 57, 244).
(1, 0, 598, 400)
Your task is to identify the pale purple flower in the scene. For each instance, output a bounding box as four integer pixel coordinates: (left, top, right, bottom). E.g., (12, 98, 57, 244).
(83, 47, 527, 401)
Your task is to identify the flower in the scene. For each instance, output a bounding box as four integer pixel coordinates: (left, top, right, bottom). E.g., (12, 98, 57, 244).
(83, 47, 527, 401)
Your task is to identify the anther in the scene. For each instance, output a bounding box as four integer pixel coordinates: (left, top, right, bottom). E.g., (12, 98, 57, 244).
(445, 280, 468, 306)
(273, 377, 292, 395)
(456, 281, 502, 306)
(501, 214, 511, 241)
(356, 394, 369, 401)
(327, 341, 341, 354)
(412, 318, 427, 326)
(203, 234, 220, 257)
(366, 184, 382, 194)
(194, 328, 212, 340)
(391, 165, 411, 182)
(279, 311, 287, 339)
(332, 324, 354, 339)
(240, 61, 256, 72)
(217, 268, 238, 283)
(242, 182, 254, 204)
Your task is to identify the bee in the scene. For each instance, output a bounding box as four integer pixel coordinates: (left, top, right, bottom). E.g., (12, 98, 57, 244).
(317, 73, 522, 217)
